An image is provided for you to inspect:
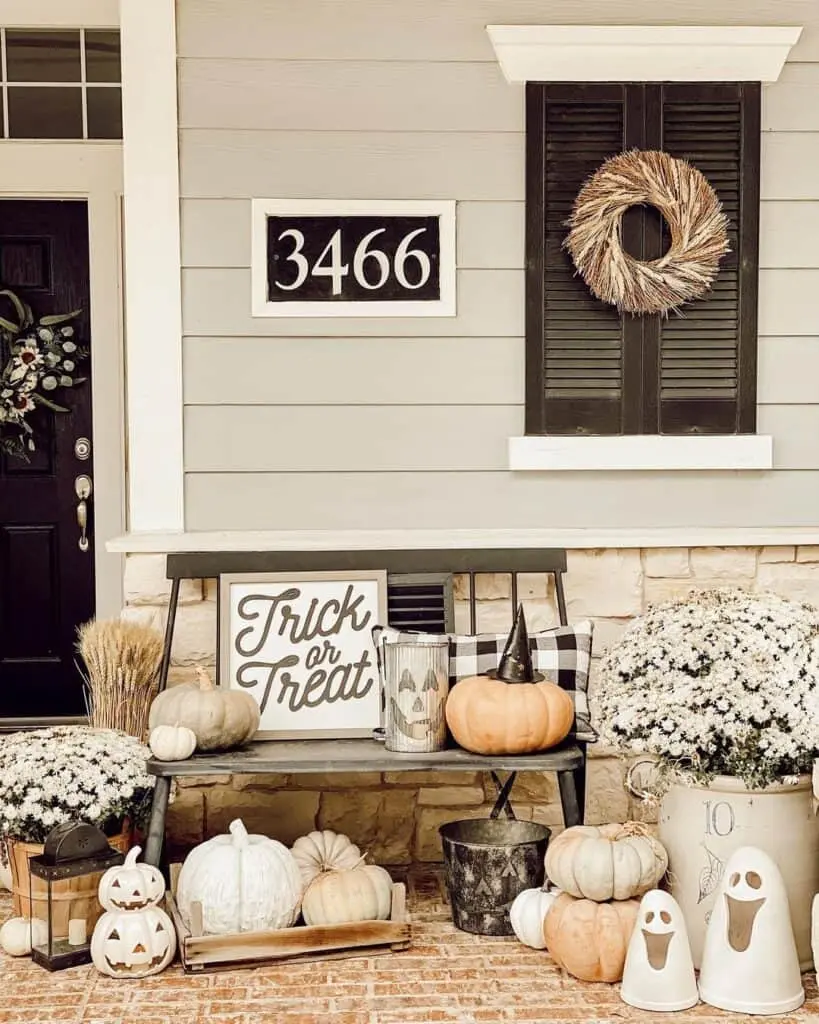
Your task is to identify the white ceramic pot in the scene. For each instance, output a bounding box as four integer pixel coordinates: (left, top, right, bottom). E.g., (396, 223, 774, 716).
(628, 766, 819, 970)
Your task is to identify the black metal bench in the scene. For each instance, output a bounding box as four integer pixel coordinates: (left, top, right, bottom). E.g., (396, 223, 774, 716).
(143, 548, 587, 866)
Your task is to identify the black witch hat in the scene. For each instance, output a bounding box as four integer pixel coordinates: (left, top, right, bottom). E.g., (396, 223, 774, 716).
(486, 604, 544, 683)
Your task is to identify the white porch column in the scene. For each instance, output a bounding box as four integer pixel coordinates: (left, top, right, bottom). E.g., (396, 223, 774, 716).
(119, 0, 184, 532)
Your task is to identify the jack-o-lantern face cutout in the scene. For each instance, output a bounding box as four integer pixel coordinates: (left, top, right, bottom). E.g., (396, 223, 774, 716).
(725, 868, 766, 952)
(98, 846, 165, 912)
(90, 907, 176, 979)
(390, 668, 445, 740)
(642, 906, 675, 971)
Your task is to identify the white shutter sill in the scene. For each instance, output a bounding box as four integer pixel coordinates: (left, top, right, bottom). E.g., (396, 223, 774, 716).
(509, 435, 773, 472)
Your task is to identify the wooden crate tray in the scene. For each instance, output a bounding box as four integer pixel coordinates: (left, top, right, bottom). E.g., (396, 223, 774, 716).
(166, 883, 410, 973)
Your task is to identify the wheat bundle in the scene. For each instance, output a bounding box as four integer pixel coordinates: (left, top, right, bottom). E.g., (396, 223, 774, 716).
(564, 149, 730, 316)
(76, 617, 164, 739)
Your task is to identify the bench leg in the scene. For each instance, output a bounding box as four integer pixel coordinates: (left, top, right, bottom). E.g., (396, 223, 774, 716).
(144, 776, 171, 867)
(489, 771, 517, 819)
(557, 769, 583, 828)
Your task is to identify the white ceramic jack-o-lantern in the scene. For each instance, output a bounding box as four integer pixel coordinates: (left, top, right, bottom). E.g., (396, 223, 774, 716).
(0, 917, 49, 957)
(509, 886, 560, 950)
(699, 846, 804, 1015)
(98, 846, 165, 912)
(91, 905, 176, 978)
(620, 890, 698, 1012)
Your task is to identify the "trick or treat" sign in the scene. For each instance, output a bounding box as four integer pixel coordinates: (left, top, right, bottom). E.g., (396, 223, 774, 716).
(219, 571, 388, 738)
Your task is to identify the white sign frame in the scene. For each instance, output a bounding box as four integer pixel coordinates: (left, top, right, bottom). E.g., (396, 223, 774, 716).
(250, 199, 457, 318)
(219, 570, 388, 740)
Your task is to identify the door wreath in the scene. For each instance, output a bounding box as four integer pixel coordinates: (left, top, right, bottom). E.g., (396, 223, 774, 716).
(564, 149, 730, 316)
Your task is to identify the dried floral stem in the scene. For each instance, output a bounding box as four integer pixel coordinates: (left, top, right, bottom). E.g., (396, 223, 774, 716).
(565, 149, 730, 316)
(76, 617, 164, 740)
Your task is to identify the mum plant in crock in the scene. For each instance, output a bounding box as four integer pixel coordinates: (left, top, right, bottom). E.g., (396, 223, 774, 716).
(595, 587, 819, 969)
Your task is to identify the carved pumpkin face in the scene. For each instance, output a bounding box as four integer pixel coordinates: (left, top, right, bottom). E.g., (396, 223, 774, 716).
(98, 845, 165, 912)
(90, 907, 176, 978)
(390, 668, 445, 740)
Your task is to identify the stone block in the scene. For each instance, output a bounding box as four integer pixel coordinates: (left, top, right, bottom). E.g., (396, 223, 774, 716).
(414, 805, 493, 862)
(289, 772, 382, 789)
(760, 546, 796, 563)
(167, 665, 212, 688)
(514, 802, 568, 828)
(203, 577, 218, 600)
(170, 601, 217, 666)
(628, 794, 660, 825)
(231, 773, 290, 790)
(453, 598, 557, 635)
(585, 758, 629, 825)
(690, 546, 757, 579)
(417, 786, 485, 807)
(756, 561, 819, 608)
(205, 789, 319, 844)
(175, 774, 231, 789)
(589, 618, 630, 657)
(643, 577, 752, 608)
(797, 546, 819, 563)
(124, 553, 203, 606)
(166, 787, 205, 846)
(119, 604, 162, 631)
(318, 789, 416, 864)
(490, 772, 558, 804)
(642, 548, 691, 579)
(565, 550, 643, 617)
(383, 771, 478, 786)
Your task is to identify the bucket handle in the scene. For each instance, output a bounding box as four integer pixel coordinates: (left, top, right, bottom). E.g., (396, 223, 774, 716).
(625, 757, 660, 802)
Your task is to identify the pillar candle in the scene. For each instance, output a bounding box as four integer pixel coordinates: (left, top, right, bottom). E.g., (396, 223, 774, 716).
(68, 918, 87, 946)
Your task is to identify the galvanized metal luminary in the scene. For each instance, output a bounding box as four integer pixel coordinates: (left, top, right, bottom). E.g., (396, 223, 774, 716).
(383, 641, 449, 752)
(28, 822, 124, 971)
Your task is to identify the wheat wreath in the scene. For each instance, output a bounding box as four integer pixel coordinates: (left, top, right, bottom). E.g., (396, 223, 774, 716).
(564, 149, 731, 316)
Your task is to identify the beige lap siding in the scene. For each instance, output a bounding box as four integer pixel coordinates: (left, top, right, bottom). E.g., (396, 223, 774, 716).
(123, 545, 813, 862)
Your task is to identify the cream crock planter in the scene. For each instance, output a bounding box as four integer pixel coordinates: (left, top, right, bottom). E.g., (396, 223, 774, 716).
(628, 767, 819, 970)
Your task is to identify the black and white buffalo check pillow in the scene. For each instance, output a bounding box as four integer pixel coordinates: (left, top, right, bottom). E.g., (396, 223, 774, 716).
(371, 620, 596, 743)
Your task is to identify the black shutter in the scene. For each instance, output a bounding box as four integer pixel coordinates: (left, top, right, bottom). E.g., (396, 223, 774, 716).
(657, 84, 760, 434)
(386, 573, 454, 633)
(527, 84, 630, 435)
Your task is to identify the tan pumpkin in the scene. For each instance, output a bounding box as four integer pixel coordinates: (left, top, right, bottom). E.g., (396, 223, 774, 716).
(302, 863, 393, 926)
(545, 822, 668, 902)
(148, 666, 259, 752)
(291, 830, 363, 886)
(544, 893, 639, 982)
(445, 676, 574, 755)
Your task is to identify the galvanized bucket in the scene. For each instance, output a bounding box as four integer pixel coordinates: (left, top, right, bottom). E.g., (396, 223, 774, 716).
(439, 819, 551, 935)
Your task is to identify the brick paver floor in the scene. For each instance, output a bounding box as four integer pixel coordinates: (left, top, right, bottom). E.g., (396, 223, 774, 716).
(2, 869, 819, 1024)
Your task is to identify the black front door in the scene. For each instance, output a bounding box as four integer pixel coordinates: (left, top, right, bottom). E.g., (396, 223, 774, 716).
(0, 200, 94, 724)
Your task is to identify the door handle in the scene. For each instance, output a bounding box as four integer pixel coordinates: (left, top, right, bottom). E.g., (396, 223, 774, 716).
(75, 475, 92, 553)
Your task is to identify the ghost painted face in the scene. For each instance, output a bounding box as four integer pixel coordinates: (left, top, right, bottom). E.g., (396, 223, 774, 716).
(390, 668, 444, 740)
(725, 867, 766, 952)
(638, 891, 681, 971)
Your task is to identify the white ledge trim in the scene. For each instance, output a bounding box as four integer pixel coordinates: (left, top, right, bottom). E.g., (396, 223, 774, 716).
(486, 25, 802, 83)
(107, 526, 819, 554)
(509, 434, 773, 472)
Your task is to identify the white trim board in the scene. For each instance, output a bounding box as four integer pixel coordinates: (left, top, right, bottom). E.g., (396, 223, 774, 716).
(0, 0, 118, 26)
(251, 199, 456, 318)
(107, 526, 819, 554)
(509, 435, 774, 472)
(486, 26, 803, 83)
(120, 0, 184, 532)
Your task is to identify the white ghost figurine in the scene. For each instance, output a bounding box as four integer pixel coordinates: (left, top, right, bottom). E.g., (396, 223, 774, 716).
(699, 846, 804, 1015)
(620, 889, 698, 1012)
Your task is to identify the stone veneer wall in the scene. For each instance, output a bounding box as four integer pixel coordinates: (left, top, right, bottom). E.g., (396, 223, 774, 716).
(123, 545, 818, 862)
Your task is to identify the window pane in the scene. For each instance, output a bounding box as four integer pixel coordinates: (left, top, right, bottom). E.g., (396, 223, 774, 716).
(85, 30, 121, 83)
(7, 87, 83, 139)
(86, 86, 122, 139)
(5, 30, 82, 83)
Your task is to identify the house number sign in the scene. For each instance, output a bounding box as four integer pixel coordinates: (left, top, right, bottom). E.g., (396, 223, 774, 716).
(251, 200, 456, 317)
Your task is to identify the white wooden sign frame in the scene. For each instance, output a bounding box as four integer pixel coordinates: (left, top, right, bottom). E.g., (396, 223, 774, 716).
(219, 569, 388, 740)
(251, 199, 457, 317)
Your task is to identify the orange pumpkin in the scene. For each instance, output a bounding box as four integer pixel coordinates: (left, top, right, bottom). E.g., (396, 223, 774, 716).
(445, 675, 574, 755)
(544, 893, 639, 982)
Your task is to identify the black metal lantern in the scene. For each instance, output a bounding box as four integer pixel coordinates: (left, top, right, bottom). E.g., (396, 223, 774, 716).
(28, 822, 124, 971)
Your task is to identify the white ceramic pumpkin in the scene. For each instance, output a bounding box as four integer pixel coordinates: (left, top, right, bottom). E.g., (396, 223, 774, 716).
(291, 830, 363, 886)
(149, 723, 197, 762)
(545, 823, 668, 902)
(509, 886, 560, 949)
(98, 846, 165, 912)
(176, 818, 302, 934)
(0, 860, 11, 892)
(91, 905, 176, 978)
(302, 864, 393, 926)
(148, 666, 260, 752)
(0, 917, 48, 956)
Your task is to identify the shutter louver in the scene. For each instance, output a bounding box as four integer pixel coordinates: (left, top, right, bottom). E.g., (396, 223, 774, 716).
(659, 86, 751, 434)
(542, 92, 626, 434)
(387, 573, 454, 633)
